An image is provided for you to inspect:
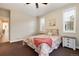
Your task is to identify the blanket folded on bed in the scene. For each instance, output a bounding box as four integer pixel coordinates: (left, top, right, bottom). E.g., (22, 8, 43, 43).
(34, 38, 52, 47)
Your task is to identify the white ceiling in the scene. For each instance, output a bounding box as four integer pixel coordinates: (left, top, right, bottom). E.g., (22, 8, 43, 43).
(0, 3, 69, 16)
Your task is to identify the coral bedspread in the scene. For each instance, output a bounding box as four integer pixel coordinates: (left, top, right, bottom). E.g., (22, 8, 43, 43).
(34, 38, 52, 47)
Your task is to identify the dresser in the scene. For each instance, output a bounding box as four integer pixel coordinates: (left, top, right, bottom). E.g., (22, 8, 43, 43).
(62, 36, 76, 50)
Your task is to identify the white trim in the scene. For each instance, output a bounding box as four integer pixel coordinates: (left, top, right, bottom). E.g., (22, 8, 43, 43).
(76, 46, 79, 49)
(10, 38, 23, 43)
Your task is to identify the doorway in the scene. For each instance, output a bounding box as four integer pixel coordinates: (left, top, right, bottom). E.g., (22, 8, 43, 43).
(0, 18, 9, 43)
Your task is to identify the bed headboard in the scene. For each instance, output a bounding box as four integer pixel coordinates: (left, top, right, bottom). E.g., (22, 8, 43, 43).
(46, 29, 59, 36)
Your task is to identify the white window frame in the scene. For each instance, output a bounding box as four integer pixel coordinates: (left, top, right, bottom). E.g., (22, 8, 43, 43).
(40, 17, 45, 33)
(63, 7, 76, 33)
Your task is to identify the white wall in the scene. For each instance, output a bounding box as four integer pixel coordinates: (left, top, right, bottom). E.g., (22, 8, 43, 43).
(0, 8, 10, 18)
(10, 9, 37, 42)
(43, 4, 79, 47)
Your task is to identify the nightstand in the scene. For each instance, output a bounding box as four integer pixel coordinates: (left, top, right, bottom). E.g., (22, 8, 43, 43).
(62, 36, 76, 50)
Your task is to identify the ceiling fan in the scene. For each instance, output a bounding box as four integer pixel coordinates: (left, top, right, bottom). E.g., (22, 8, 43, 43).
(26, 3, 48, 8)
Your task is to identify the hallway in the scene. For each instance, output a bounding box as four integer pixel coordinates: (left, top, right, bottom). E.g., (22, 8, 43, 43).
(0, 18, 9, 43)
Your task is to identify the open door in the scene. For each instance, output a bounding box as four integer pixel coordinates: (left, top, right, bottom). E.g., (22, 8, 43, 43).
(0, 18, 9, 43)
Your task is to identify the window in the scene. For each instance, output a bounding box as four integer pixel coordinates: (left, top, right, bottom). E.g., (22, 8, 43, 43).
(40, 17, 45, 32)
(63, 8, 76, 33)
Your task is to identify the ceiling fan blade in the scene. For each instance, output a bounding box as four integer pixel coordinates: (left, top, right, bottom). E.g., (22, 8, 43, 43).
(42, 3, 48, 5)
(35, 3, 39, 8)
(26, 3, 30, 4)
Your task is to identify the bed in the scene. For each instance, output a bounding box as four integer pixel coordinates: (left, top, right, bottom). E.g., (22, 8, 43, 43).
(23, 29, 61, 56)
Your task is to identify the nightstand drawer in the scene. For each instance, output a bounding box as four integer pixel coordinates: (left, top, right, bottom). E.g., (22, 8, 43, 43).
(63, 39, 70, 44)
(64, 42, 72, 48)
(63, 38, 74, 44)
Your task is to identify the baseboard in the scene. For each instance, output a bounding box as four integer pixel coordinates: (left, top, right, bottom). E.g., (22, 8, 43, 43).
(10, 38, 23, 43)
(76, 46, 79, 49)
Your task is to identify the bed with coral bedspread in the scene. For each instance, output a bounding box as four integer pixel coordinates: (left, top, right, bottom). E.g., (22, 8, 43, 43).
(23, 34, 61, 56)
